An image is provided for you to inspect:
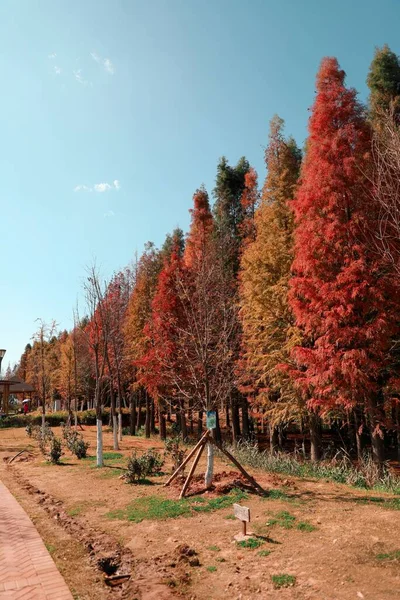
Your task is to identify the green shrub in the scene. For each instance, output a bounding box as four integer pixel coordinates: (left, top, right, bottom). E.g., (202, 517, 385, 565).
(49, 437, 63, 464)
(164, 435, 187, 473)
(73, 437, 90, 459)
(236, 537, 264, 549)
(124, 449, 164, 483)
(271, 574, 296, 589)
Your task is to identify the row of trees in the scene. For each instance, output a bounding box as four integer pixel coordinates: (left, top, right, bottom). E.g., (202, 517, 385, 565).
(13, 45, 400, 468)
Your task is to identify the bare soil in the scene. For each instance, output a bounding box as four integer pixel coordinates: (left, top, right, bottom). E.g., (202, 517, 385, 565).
(1, 426, 400, 600)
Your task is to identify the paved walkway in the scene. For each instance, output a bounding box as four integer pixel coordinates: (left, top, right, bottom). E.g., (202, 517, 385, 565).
(0, 481, 73, 599)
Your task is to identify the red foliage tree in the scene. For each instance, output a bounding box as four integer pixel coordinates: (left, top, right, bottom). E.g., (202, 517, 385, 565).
(289, 57, 399, 463)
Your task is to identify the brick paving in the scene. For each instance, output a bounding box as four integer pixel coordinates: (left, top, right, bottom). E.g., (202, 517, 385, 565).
(0, 481, 73, 599)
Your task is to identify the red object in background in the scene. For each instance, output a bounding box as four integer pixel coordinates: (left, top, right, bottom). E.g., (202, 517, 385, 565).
(23, 402, 29, 414)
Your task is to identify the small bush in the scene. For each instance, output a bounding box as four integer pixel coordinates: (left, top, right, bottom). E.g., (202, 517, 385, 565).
(73, 437, 90, 459)
(61, 424, 90, 459)
(271, 574, 296, 589)
(49, 437, 63, 464)
(297, 521, 316, 532)
(25, 422, 34, 437)
(236, 537, 264, 549)
(124, 449, 164, 483)
(258, 550, 272, 557)
(164, 435, 187, 474)
(34, 423, 54, 455)
(376, 549, 400, 561)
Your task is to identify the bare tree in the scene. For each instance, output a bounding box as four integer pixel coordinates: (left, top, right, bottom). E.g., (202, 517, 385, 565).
(32, 319, 58, 434)
(144, 238, 239, 487)
(81, 265, 110, 467)
(370, 109, 400, 275)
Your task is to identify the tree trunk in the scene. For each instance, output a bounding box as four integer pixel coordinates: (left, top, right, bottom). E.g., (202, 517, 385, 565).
(109, 380, 119, 451)
(270, 425, 279, 453)
(136, 393, 142, 429)
(197, 410, 203, 439)
(353, 410, 363, 460)
(96, 418, 103, 467)
(204, 442, 214, 489)
(367, 394, 385, 467)
(189, 400, 194, 434)
(112, 414, 119, 450)
(309, 414, 322, 461)
(213, 409, 222, 444)
(145, 392, 151, 438)
(226, 401, 230, 430)
(180, 402, 188, 441)
(150, 399, 156, 434)
(160, 412, 167, 440)
(396, 404, 400, 462)
(118, 396, 123, 442)
(231, 398, 241, 444)
(129, 393, 136, 436)
(241, 399, 250, 440)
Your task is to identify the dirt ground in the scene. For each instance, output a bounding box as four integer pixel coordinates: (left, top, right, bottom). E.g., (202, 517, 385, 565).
(1, 426, 400, 600)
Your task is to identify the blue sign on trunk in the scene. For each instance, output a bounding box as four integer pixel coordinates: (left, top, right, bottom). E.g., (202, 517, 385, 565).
(206, 410, 216, 430)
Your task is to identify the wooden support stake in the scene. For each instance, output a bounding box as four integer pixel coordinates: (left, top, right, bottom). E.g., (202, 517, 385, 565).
(164, 430, 209, 487)
(179, 438, 206, 499)
(217, 444, 264, 494)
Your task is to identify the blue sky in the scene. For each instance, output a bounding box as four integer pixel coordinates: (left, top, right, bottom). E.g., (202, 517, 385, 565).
(1, 0, 398, 368)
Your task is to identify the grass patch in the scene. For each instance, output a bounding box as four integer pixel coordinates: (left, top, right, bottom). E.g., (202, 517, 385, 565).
(106, 488, 247, 523)
(208, 545, 220, 552)
(224, 514, 236, 520)
(354, 496, 400, 511)
(266, 489, 290, 501)
(83, 452, 124, 462)
(258, 549, 272, 557)
(271, 573, 296, 589)
(268, 510, 296, 529)
(227, 441, 400, 494)
(67, 505, 83, 517)
(97, 468, 123, 479)
(236, 537, 264, 549)
(266, 510, 316, 532)
(45, 543, 56, 555)
(296, 521, 316, 532)
(206, 566, 217, 572)
(376, 550, 400, 561)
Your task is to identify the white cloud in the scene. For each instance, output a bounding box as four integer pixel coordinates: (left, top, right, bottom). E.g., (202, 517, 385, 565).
(103, 58, 114, 74)
(74, 184, 92, 192)
(94, 182, 112, 193)
(90, 51, 115, 75)
(90, 52, 101, 63)
(74, 181, 120, 193)
(54, 66, 61, 75)
(104, 210, 115, 218)
(73, 69, 91, 86)
(48, 53, 57, 59)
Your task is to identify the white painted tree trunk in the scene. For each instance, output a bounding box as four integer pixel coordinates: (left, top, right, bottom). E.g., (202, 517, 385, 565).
(118, 413, 122, 442)
(96, 419, 103, 467)
(204, 442, 214, 488)
(112, 415, 119, 450)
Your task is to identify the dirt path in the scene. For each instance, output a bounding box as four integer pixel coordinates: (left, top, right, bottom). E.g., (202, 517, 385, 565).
(1, 426, 400, 599)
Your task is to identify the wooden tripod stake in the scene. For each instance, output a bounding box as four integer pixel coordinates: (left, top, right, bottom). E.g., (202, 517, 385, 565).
(164, 429, 265, 499)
